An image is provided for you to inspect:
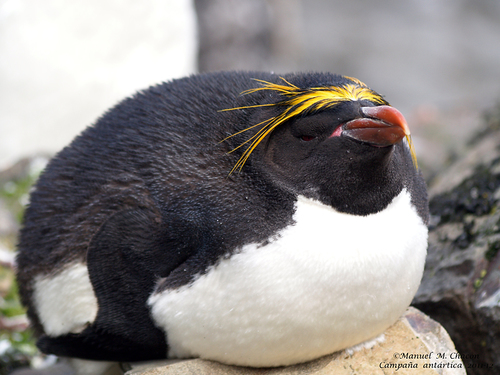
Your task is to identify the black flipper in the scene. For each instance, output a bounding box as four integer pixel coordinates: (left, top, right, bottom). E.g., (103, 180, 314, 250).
(37, 208, 189, 361)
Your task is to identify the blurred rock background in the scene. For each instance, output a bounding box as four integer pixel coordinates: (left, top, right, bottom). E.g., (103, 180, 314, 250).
(2, 0, 500, 175)
(0, 0, 197, 171)
(1, 0, 500, 373)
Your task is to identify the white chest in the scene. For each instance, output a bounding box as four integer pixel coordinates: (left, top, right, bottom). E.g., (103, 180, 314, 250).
(148, 189, 428, 367)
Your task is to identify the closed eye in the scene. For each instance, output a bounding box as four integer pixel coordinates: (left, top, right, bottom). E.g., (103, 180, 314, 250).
(300, 135, 316, 142)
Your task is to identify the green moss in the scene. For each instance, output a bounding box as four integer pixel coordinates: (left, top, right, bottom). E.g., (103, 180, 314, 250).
(0, 268, 37, 369)
(0, 161, 44, 371)
(473, 269, 488, 290)
(0, 268, 26, 318)
(0, 173, 38, 224)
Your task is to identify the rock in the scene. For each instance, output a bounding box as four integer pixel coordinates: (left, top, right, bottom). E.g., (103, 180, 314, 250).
(194, 0, 301, 73)
(413, 105, 500, 375)
(124, 308, 465, 375)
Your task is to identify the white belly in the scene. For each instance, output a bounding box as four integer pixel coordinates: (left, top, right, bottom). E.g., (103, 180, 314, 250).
(148, 189, 428, 367)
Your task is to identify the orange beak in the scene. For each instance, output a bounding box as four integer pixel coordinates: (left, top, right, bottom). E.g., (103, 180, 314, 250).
(341, 105, 410, 147)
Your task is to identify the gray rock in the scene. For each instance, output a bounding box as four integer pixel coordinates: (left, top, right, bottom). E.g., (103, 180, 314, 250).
(194, 0, 301, 73)
(413, 105, 500, 375)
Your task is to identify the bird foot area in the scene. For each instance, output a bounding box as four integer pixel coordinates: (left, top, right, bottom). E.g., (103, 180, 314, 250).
(121, 307, 464, 375)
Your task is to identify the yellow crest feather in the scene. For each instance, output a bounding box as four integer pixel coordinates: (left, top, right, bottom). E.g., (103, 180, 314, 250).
(222, 76, 394, 174)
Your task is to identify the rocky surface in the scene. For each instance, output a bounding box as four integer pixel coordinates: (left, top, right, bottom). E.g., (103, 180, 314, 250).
(123, 308, 465, 375)
(413, 105, 500, 375)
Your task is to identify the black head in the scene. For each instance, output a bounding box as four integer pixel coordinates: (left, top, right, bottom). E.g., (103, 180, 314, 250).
(224, 73, 423, 216)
